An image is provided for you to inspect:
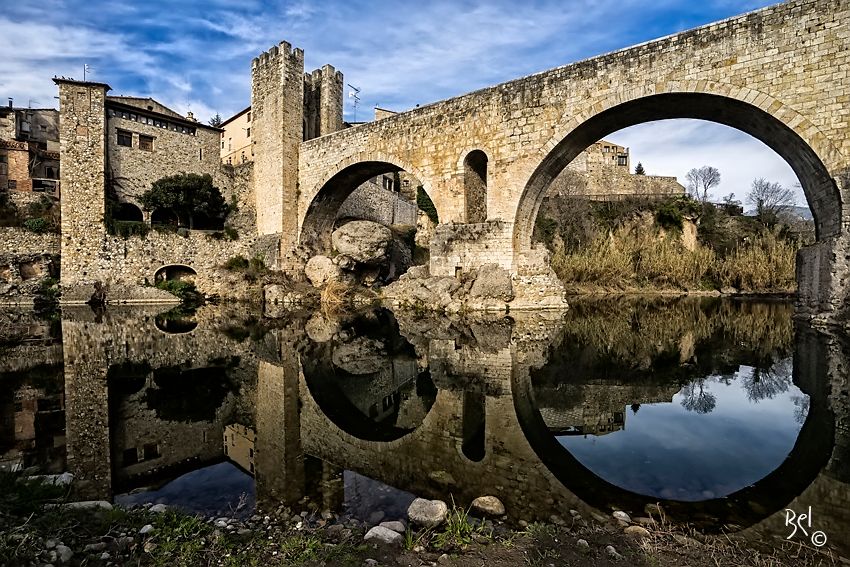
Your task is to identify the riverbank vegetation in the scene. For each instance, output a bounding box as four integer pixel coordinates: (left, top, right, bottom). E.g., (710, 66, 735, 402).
(535, 182, 812, 293)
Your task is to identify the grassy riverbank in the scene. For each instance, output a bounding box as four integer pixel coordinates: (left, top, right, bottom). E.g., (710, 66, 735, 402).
(536, 195, 809, 294)
(0, 473, 836, 566)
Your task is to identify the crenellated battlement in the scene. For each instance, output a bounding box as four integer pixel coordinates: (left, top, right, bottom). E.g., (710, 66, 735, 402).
(251, 41, 304, 72)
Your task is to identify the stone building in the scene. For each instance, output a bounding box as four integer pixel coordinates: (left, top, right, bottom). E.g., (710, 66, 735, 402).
(220, 107, 252, 165)
(0, 103, 60, 195)
(104, 95, 222, 225)
(558, 139, 685, 200)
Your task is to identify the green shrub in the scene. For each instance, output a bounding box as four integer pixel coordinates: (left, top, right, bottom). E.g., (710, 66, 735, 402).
(155, 279, 197, 300)
(249, 255, 266, 272)
(23, 218, 49, 233)
(224, 255, 250, 270)
(417, 186, 439, 224)
(112, 220, 150, 239)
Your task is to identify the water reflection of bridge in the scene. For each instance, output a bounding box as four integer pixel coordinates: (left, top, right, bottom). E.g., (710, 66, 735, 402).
(3, 298, 846, 558)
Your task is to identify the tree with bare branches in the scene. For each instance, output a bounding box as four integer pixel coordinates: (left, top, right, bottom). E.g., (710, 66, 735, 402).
(685, 166, 721, 203)
(746, 178, 795, 227)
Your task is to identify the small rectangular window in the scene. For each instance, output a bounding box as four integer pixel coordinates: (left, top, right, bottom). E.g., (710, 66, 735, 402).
(199, 148, 203, 160)
(139, 135, 153, 151)
(247, 111, 251, 122)
(143, 443, 160, 460)
(246, 127, 250, 137)
(117, 130, 132, 147)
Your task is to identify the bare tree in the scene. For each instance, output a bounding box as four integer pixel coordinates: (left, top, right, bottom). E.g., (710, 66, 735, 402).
(685, 166, 721, 203)
(680, 379, 716, 414)
(746, 178, 795, 226)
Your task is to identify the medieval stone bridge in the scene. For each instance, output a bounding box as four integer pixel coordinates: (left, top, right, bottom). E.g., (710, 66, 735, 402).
(250, 0, 850, 313)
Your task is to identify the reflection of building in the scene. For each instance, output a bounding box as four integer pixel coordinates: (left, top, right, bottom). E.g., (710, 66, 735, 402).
(224, 423, 256, 474)
(108, 366, 238, 492)
(0, 103, 60, 195)
(542, 406, 625, 436)
(537, 382, 680, 437)
(0, 383, 66, 473)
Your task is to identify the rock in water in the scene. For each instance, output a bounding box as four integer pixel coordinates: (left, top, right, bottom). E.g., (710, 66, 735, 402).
(470, 496, 505, 517)
(364, 525, 403, 546)
(469, 264, 514, 301)
(408, 498, 448, 528)
(332, 221, 393, 264)
(305, 255, 343, 288)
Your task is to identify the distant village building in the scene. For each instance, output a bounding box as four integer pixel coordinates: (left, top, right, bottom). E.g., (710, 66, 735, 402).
(555, 139, 685, 200)
(220, 107, 252, 165)
(0, 101, 60, 195)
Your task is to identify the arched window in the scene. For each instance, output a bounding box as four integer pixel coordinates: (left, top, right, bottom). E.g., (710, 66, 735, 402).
(113, 202, 143, 222)
(463, 150, 488, 223)
(151, 208, 179, 228)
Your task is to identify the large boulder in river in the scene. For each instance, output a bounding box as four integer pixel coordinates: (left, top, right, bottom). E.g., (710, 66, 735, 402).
(332, 221, 393, 264)
(469, 264, 514, 302)
(305, 255, 342, 288)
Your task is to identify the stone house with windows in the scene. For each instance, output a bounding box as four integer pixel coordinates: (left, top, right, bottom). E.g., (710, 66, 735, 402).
(105, 96, 223, 226)
(0, 102, 60, 195)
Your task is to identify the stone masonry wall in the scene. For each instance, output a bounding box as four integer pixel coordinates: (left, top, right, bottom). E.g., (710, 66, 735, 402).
(430, 221, 514, 277)
(336, 180, 418, 227)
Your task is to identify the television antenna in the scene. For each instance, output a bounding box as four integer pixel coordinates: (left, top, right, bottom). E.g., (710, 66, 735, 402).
(347, 84, 361, 122)
(83, 64, 92, 82)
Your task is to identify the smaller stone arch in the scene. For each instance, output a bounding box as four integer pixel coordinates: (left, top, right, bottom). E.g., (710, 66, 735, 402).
(463, 150, 488, 223)
(300, 152, 440, 254)
(154, 264, 196, 284)
(113, 202, 143, 222)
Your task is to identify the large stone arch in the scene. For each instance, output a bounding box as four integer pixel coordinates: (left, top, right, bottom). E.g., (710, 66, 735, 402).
(299, 152, 441, 253)
(513, 84, 845, 258)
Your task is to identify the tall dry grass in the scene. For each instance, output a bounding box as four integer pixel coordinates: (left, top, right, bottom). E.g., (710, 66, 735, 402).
(552, 227, 797, 293)
(319, 279, 353, 317)
(713, 232, 796, 292)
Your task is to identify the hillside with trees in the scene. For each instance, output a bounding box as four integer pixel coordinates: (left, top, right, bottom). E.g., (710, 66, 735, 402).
(534, 167, 812, 294)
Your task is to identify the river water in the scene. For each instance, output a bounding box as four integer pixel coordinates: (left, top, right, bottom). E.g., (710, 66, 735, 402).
(1, 297, 848, 557)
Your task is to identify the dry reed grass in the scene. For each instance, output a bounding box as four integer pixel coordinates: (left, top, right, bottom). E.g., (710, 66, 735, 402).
(552, 227, 797, 293)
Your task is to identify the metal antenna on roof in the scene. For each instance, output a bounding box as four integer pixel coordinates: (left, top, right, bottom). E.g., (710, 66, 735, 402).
(83, 64, 92, 82)
(347, 84, 360, 122)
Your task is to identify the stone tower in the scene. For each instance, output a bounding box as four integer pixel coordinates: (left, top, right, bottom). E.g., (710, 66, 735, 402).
(303, 64, 344, 140)
(53, 78, 109, 298)
(251, 42, 305, 239)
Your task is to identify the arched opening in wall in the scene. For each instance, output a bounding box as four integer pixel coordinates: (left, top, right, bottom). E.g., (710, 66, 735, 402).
(301, 161, 441, 284)
(151, 208, 179, 229)
(461, 391, 486, 462)
(301, 309, 438, 442)
(463, 150, 488, 223)
(516, 93, 837, 294)
(154, 265, 197, 284)
(190, 212, 225, 231)
(113, 202, 144, 222)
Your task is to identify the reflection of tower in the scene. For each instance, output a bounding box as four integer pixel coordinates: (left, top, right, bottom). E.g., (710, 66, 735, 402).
(62, 316, 112, 501)
(255, 360, 304, 506)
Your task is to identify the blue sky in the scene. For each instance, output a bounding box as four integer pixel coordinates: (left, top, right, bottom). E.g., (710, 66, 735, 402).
(0, 0, 801, 203)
